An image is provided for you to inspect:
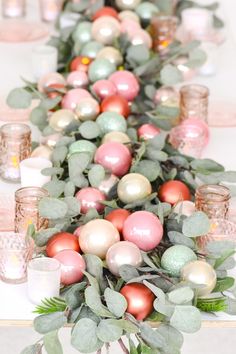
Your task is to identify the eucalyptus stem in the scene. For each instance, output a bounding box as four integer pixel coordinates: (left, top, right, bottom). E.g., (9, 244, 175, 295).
(118, 338, 129, 354)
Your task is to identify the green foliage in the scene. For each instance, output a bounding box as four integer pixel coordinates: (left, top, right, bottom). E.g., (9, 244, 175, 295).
(34, 298, 67, 315)
(34, 312, 67, 334)
(43, 331, 63, 354)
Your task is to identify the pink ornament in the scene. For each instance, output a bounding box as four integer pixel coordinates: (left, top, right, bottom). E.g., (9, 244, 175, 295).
(61, 88, 91, 111)
(109, 70, 140, 101)
(38, 72, 66, 93)
(92, 80, 117, 99)
(76, 187, 106, 214)
(67, 71, 89, 88)
(138, 124, 161, 140)
(120, 19, 141, 37)
(181, 118, 209, 145)
(129, 29, 152, 49)
(54, 249, 85, 285)
(74, 226, 83, 237)
(94, 142, 132, 177)
(123, 211, 163, 251)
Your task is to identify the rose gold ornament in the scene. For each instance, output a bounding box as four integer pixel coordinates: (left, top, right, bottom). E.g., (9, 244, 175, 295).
(75, 97, 100, 121)
(92, 80, 117, 100)
(102, 131, 131, 148)
(49, 109, 76, 132)
(117, 173, 152, 204)
(91, 16, 121, 45)
(138, 124, 160, 140)
(93, 6, 119, 21)
(158, 180, 191, 205)
(109, 70, 140, 101)
(120, 283, 154, 320)
(37, 72, 66, 93)
(105, 209, 131, 234)
(70, 56, 92, 72)
(75, 187, 106, 214)
(46, 232, 80, 258)
(118, 10, 140, 23)
(54, 249, 85, 285)
(67, 71, 89, 88)
(129, 29, 152, 49)
(115, 0, 141, 10)
(61, 88, 91, 111)
(101, 94, 130, 118)
(97, 47, 123, 66)
(79, 219, 120, 259)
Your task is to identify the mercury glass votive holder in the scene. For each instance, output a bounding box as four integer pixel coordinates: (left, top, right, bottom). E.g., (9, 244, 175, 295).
(151, 15, 178, 53)
(0, 123, 31, 183)
(39, 0, 63, 22)
(179, 84, 209, 122)
(195, 184, 230, 219)
(15, 187, 49, 234)
(0, 232, 34, 284)
(169, 124, 206, 158)
(27, 257, 61, 305)
(2, 0, 26, 18)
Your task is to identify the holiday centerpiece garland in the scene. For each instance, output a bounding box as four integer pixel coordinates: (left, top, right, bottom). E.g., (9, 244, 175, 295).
(7, 1, 236, 354)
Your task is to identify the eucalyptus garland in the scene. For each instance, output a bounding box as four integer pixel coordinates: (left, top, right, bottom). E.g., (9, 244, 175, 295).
(7, 1, 236, 354)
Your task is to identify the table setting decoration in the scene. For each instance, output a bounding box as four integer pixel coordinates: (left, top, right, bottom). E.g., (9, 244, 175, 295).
(4, 1, 236, 354)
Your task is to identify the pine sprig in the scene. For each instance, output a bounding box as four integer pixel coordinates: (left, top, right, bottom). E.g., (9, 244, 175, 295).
(33, 297, 67, 315)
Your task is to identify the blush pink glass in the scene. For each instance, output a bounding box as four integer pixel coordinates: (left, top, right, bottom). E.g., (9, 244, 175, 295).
(2, 0, 25, 18)
(180, 84, 209, 122)
(15, 187, 49, 234)
(39, 0, 63, 22)
(195, 184, 230, 219)
(169, 124, 206, 158)
(151, 16, 178, 53)
(0, 193, 15, 231)
(0, 232, 34, 283)
(0, 123, 31, 183)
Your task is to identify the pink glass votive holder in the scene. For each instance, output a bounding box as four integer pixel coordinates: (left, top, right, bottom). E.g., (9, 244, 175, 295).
(197, 218, 236, 253)
(0, 232, 34, 284)
(39, 0, 63, 22)
(169, 124, 207, 158)
(2, 0, 26, 18)
(0, 194, 15, 231)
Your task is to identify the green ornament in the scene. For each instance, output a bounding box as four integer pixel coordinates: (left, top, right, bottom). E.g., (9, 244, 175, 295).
(88, 59, 116, 83)
(69, 140, 97, 160)
(72, 22, 92, 44)
(161, 245, 197, 277)
(96, 112, 127, 135)
(136, 2, 159, 21)
(81, 41, 104, 59)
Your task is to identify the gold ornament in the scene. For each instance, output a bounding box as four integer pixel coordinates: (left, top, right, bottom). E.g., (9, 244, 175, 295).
(75, 97, 100, 121)
(117, 173, 152, 204)
(49, 109, 76, 132)
(181, 260, 217, 297)
(102, 131, 131, 148)
(97, 47, 123, 66)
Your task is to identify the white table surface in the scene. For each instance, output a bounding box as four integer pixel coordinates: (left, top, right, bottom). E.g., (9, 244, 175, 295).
(0, 0, 236, 327)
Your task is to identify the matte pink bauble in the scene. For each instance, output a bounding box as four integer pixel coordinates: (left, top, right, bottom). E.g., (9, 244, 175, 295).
(182, 118, 209, 145)
(123, 211, 163, 251)
(79, 219, 120, 259)
(54, 250, 85, 285)
(109, 71, 140, 101)
(67, 71, 89, 88)
(106, 241, 142, 276)
(129, 29, 152, 49)
(120, 19, 141, 37)
(76, 187, 106, 214)
(94, 142, 132, 177)
(92, 80, 117, 99)
(61, 89, 91, 111)
(138, 124, 161, 140)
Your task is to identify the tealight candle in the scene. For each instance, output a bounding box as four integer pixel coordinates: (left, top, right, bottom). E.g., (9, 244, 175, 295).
(181, 8, 213, 38)
(39, 0, 63, 22)
(20, 157, 52, 188)
(27, 258, 61, 305)
(32, 45, 58, 80)
(2, 0, 26, 18)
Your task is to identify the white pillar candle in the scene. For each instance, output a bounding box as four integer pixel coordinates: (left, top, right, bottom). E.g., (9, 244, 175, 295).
(32, 45, 58, 81)
(181, 8, 213, 37)
(20, 157, 52, 188)
(2, 0, 25, 18)
(27, 258, 61, 305)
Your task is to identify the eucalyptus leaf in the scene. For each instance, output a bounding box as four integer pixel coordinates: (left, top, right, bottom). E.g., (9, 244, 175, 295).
(186, 48, 207, 68)
(213, 277, 235, 293)
(34, 312, 67, 334)
(64, 181, 75, 197)
(7, 88, 32, 109)
(35, 228, 59, 247)
(147, 133, 166, 150)
(96, 319, 123, 342)
(88, 165, 105, 187)
(43, 180, 66, 198)
(170, 306, 201, 333)
(190, 159, 224, 173)
(140, 323, 166, 350)
(146, 149, 168, 162)
(79, 121, 101, 139)
(30, 107, 48, 127)
(168, 287, 194, 305)
(39, 197, 68, 219)
(71, 318, 103, 353)
(104, 288, 127, 318)
(168, 231, 195, 249)
(143, 280, 166, 303)
(127, 44, 150, 65)
(64, 282, 86, 310)
(68, 152, 90, 173)
(42, 167, 64, 177)
(154, 300, 174, 317)
(132, 160, 161, 182)
(20, 344, 42, 354)
(85, 286, 114, 318)
(43, 330, 63, 354)
(119, 265, 139, 282)
(158, 324, 184, 350)
(160, 65, 182, 85)
(40, 96, 62, 110)
(63, 196, 81, 217)
(84, 254, 103, 281)
(206, 241, 236, 256)
(116, 319, 139, 334)
(182, 212, 210, 237)
(52, 146, 68, 164)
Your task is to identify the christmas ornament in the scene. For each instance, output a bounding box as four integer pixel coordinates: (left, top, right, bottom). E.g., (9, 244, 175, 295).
(88, 58, 116, 83)
(181, 260, 217, 296)
(68, 140, 97, 158)
(92, 80, 117, 100)
(158, 180, 191, 205)
(72, 21, 92, 44)
(96, 112, 127, 135)
(75, 97, 100, 121)
(49, 109, 76, 132)
(102, 131, 131, 147)
(91, 16, 121, 45)
(173, 201, 196, 217)
(120, 283, 154, 320)
(138, 124, 161, 140)
(161, 245, 197, 277)
(31, 145, 52, 160)
(129, 29, 152, 49)
(41, 133, 62, 148)
(61, 88, 91, 111)
(154, 86, 179, 105)
(74, 226, 83, 237)
(54, 249, 85, 285)
(97, 47, 123, 66)
(94, 141, 132, 177)
(46, 232, 80, 258)
(101, 95, 130, 118)
(123, 211, 163, 251)
(93, 7, 119, 21)
(117, 173, 152, 204)
(98, 174, 119, 196)
(109, 70, 140, 101)
(70, 56, 92, 72)
(80, 41, 104, 59)
(75, 187, 106, 214)
(118, 10, 140, 23)
(38, 72, 66, 93)
(79, 219, 120, 259)
(66, 71, 89, 88)
(106, 241, 142, 276)
(45, 83, 65, 100)
(135, 2, 159, 21)
(116, 0, 141, 11)
(105, 209, 131, 234)
(120, 19, 141, 37)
